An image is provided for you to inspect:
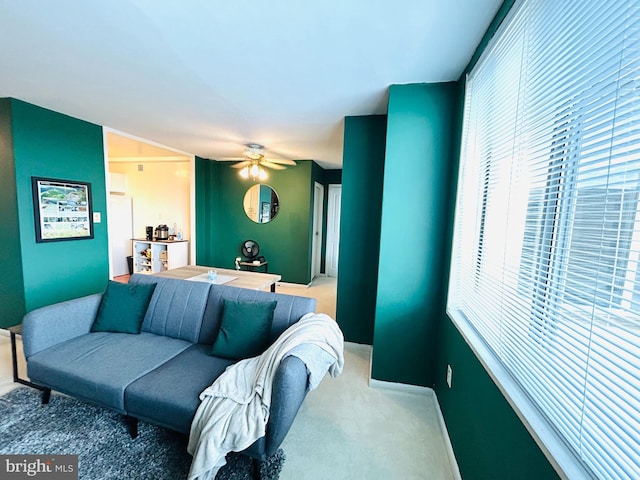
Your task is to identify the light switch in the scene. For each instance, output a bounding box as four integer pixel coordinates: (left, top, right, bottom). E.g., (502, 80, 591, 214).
(93, 212, 101, 223)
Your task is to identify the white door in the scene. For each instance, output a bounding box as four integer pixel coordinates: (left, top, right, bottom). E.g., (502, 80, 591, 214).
(326, 185, 342, 277)
(108, 194, 133, 277)
(311, 182, 324, 279)
(243, 184, 260, 222)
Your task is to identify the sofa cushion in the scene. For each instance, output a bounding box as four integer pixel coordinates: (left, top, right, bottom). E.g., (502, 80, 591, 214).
(210, 299, 277, 360)
(129, 274, 211, 343)
(26, 332, 191, 412)
(91, 281, 156, 334)
(124, 344, 235, 433)
(199, 285, 316, 345)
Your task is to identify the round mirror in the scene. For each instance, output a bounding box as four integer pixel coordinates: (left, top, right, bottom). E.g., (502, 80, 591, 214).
(243, 184, 280, 223)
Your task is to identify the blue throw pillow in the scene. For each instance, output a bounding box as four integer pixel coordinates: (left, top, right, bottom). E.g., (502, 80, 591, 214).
(91, 280, 156, 334)
(210, 299, 277, 360)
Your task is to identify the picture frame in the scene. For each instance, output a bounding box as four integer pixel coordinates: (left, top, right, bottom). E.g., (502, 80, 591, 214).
(31, 176, 94, 243)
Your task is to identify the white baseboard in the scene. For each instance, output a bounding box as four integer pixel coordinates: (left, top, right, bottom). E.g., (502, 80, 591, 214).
(368, 378, 432, 396)
(433, 393, 463, 480)
(344, 341, 371, 349)
(366, 346, 432, 396)
(365, 346, 461, 479)
(276, 281, 312, 288)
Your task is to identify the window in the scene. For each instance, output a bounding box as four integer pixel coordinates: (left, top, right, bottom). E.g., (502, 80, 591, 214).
(448, 1, 640, 478)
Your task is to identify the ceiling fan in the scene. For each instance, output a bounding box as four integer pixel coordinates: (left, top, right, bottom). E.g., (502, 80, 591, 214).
(230, 144, 296, 180)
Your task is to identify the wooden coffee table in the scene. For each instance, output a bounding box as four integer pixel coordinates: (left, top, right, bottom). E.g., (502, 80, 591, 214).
(153, 265, 281, 292)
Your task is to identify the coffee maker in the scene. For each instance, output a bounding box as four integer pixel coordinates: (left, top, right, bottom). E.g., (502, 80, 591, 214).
(145, 226, 153, 241)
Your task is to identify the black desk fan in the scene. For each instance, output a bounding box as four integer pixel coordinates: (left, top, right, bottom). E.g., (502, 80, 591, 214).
(241, 240, 261, 262)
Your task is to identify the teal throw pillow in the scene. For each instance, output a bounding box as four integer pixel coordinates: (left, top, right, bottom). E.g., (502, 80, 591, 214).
(210, 299, 277, 360)
(91, 280, 157, 334)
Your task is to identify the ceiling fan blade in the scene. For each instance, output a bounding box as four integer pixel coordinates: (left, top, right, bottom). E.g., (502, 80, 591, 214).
(230, 160, 251, 168)
(265, 158, 297, 166)
(261, 161, 287, 170)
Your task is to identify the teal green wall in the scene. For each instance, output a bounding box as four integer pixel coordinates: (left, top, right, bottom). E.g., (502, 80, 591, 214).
(435, 322, 559, 479)
(336, 115, 386, 344)
(371, 83, 459, 386)
(324, 169, 342, 185)
(0, 98, 108, 324)
(0, 99, 26, 328)
(195, 156, 219, 267)
(216, 160, 314, 284)
(195, 159, 317, 284)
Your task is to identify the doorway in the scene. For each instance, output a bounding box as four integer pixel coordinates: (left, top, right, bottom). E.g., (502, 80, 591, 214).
(108, 194, 133, 277)
(311, 182, 324, 280)
(104, 129, 194, 280)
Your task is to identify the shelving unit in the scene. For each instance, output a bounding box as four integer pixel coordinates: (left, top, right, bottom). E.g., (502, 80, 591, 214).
(132, 239, 188, 274)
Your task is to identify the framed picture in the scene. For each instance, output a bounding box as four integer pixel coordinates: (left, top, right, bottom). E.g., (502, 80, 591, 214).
(31, 177, 94, 243)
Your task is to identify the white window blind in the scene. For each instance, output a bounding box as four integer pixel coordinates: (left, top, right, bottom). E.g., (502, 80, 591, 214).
(448, 0, 640, 478)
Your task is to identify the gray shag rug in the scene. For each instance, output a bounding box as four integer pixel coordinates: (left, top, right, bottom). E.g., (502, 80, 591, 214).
(0, 388, 285, 480)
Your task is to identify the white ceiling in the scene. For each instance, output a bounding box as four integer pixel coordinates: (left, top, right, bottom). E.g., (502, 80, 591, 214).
(0, 0, 502, 168)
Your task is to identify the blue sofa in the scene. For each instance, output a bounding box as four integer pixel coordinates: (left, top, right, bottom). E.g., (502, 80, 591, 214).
(21, 274, 316, 464)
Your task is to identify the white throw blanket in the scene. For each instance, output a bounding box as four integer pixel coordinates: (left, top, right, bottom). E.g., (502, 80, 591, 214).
(187, 313, 344, 480)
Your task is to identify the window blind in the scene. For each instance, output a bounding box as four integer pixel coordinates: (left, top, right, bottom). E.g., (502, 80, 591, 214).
(448, 0, 640, 478)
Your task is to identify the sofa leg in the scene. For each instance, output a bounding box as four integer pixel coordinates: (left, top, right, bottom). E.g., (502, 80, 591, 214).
(41, 388, 51, 404)
(251, 458, 262, 480)
(125, 416, 138, 439)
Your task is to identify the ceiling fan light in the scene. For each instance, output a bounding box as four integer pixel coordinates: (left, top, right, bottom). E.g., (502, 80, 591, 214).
(258, 167, 268, 180)
(245, 144, 264, 160)
(249, 164, 260, 178)
(239, 166, 250, 179)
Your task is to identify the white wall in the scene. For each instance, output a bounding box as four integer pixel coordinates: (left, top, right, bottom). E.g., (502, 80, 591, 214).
(109, 162, 191, 240)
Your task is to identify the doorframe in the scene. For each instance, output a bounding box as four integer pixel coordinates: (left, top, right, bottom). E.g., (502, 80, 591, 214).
(311, 182, 325, 280)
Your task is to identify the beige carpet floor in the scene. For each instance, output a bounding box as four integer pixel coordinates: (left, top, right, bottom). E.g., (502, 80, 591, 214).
(275, 275, 337, 319)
